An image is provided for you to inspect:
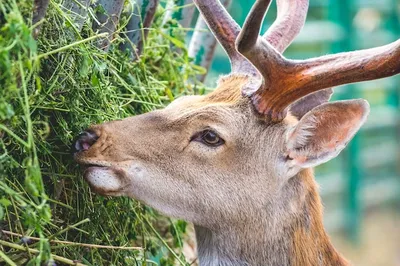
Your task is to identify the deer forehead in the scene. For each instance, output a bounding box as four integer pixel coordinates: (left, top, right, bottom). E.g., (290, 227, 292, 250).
(161, 75, 250, 125)
(167, 74, 249, 109)
(160, 74, 298, 142)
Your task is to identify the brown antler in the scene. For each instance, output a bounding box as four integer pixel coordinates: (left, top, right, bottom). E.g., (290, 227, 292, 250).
(192, 0, 256, 74)
(263, 0, 332, 119)
(263, 0, 308, 52)
(235, 0, 291, 101)
(236, 0, 400, 121)
(261, 40, 400, 120)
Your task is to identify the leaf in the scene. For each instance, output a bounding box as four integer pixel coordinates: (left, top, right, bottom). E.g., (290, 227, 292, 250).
(158, 31, 186, 49)
(0, 197, 11, 207)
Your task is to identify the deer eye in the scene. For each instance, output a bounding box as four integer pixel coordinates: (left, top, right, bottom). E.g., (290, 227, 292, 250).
(192, 130, 225, 147)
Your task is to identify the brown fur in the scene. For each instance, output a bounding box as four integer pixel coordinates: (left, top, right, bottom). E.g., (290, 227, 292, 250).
(75, 75, 368, 266)
(291, 170, 348, 266)
(204, 75, 249, 104)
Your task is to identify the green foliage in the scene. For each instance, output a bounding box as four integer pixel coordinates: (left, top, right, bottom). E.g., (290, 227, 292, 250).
(0, 0, 203, 265)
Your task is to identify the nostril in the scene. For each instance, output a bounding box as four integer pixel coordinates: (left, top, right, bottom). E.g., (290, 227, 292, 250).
(73, 130, 99, 153)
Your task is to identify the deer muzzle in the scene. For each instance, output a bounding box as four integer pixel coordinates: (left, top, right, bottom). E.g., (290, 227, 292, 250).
(73, 130, 99, 153)
(73, 122, 141, 197)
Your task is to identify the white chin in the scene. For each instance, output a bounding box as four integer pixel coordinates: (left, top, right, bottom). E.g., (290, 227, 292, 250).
(84, 167, 125, 196)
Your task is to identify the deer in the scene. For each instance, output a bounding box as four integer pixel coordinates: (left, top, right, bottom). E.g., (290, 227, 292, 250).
(73, 0, 400, 265)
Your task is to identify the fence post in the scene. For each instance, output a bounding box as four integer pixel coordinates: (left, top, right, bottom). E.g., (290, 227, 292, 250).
(120, 0, 159, 60)
(188, 0, 232, 82)
(62, 0, 91, 32)
(329, 0, 362, 243)
(92, 0, 125, 51)
(32, 0, 50, 39)
(163, 0, 195, 28)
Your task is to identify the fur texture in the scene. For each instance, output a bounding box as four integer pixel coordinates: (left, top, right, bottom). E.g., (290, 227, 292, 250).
(75, 75, 369, 265)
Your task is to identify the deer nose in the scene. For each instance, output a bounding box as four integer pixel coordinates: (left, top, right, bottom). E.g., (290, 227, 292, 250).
(73, 130, 98, 153)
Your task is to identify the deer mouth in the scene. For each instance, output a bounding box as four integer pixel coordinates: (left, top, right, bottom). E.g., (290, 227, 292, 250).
(83, 163, 109, 172)
(74, 156, 112, 170)
(76, 160, 129, 196)
(76, 160, 110, 173)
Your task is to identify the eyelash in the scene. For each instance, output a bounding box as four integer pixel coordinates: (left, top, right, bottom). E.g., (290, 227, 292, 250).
(191, 129, 225, 147)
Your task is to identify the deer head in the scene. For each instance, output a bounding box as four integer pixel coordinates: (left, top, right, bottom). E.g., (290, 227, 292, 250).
(74, 0, 400, 264)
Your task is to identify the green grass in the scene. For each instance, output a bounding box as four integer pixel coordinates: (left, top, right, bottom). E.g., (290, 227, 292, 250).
(0, 0, 205, 265)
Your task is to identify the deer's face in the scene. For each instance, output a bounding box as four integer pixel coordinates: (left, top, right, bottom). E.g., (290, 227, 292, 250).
(74, 76, 369, 227)
(74, 77, 289, 226)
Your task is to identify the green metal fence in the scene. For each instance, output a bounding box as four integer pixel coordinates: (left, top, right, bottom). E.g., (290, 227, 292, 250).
(206, 0, 400, 242)
(325, 0, 400, 242)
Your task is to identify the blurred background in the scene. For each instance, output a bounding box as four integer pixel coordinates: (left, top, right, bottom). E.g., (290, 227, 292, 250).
(197, 1, 400, 265)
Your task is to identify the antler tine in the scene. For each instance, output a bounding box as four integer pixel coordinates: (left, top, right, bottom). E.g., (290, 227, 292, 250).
(235, 0, 399, 122)
(193, 0, 256, 74)
(236, 0, 290, 91)
(263, 0, 309, 53)
(253, 39, 400, 121)
(236, 0, 273, 54)
(263, 0, 333, 119)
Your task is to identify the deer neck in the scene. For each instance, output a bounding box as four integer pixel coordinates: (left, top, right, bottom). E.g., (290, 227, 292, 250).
(194, 169, 348, 266)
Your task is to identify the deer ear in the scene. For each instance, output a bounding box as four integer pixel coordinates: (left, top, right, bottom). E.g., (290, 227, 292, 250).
(289, 88, 333, 119)
(286, 100, 370, 168)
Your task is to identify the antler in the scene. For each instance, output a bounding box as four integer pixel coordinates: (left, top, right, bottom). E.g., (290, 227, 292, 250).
(265, 40, 400, 118)
(263, 0, 308, 52)
(261, 0, 332, 119)
(236, 0, 400, 121)
(192, 0, 256, 74)
(263, 0, 332, 119)
(235, 0, 286, 85)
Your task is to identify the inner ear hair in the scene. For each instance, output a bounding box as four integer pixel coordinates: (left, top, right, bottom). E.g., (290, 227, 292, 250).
(286, 99, 370, 168)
